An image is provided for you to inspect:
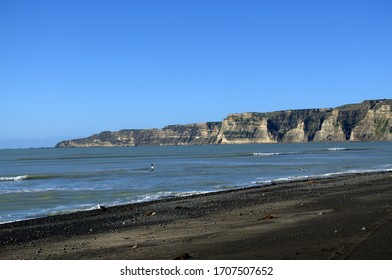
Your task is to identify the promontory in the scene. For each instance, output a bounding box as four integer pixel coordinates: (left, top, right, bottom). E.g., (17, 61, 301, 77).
(55, 99, 392, 148)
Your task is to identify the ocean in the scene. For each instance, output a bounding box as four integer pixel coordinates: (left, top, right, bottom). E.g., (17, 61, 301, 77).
(1, 142, 391, 224)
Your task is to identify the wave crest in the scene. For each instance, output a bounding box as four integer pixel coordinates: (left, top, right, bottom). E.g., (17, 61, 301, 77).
(327, 147, 348, 151)
(0, 175, 29, 181)
(253, 152, 301, 157)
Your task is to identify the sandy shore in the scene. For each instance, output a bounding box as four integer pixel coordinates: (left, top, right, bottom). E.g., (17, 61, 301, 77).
(1, 171, 392, 260)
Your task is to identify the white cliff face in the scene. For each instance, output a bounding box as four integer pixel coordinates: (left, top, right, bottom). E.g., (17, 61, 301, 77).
(282, 122, 307, 143)
(218, 113, 275, 144)
(350, 104, 392, 141)
(313, 109, 346, 142)
(196, 122, 221, 143)
(252, 117, 276, 143)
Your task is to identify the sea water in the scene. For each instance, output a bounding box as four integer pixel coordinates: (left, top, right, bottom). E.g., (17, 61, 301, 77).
(1, 142, 391, 224)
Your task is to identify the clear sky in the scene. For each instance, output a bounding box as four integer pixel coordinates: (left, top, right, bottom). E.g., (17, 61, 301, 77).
(1, 0, 391, 148)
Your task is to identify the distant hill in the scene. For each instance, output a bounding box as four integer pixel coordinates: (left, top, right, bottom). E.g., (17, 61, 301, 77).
(55, 99, 392, 148)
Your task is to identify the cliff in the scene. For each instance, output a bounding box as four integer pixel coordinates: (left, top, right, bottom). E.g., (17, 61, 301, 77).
(55, 99, 392, 148)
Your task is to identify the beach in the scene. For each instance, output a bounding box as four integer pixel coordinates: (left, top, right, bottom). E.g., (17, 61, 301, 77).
(1, 171, 392, 260)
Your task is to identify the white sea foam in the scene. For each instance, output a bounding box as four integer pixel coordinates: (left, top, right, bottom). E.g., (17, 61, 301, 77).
(133, 190, 210, 203)
(253, 152, 301, 157)
(269, 168, 392, 184)
(253, 152, 279, 156)
(327, 147, 348, 151)
(0, 175, 28, 181)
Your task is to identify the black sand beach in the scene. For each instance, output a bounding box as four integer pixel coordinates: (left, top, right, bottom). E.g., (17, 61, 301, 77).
(1, 171, 392, 260)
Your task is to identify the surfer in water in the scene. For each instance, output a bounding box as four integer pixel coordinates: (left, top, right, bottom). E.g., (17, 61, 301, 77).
(150, 163, 154, 172)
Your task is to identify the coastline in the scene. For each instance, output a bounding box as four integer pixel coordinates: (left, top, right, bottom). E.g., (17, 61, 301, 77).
(1, 171, 392, 260)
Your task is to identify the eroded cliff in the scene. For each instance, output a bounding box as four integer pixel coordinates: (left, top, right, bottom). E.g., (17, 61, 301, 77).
(55, 99, 392, 148)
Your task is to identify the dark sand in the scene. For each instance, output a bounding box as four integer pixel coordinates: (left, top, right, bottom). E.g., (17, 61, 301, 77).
(1, 171, 392, 260)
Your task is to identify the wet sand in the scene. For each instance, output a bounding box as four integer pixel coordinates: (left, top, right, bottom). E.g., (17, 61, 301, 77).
(1, 171, 392, 260)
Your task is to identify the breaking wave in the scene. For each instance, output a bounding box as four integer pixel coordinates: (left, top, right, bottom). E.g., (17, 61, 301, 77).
(0, 175, 29, 181)
(254, 167, 392, 186)
(327, 147, 348, 151)
(0, 174, 60, 181)
(253, 152, 302, 157)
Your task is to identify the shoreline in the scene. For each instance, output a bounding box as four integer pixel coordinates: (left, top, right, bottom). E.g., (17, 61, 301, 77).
(2, 168, 391, 226)
(1, 171, 392, 259)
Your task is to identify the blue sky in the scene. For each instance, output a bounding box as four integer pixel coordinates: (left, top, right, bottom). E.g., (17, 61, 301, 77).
(1, 0, 391, 148)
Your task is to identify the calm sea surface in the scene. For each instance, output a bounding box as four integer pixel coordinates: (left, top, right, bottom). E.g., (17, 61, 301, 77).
(1, 142, 391, 224)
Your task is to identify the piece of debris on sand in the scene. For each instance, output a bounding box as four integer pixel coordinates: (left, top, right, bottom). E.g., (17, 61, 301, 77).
(258, 214, 276, 221)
